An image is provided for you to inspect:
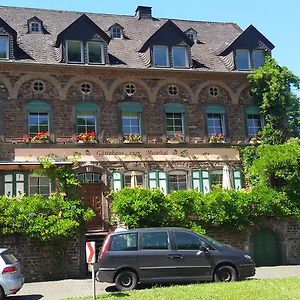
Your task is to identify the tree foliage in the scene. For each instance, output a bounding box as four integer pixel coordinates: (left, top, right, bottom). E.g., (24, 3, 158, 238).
(248, 56, 300, 143)
(241, 141, 300, 202)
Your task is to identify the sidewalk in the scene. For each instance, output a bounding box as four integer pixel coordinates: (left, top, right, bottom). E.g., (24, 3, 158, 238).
(14, 265, 300, 300)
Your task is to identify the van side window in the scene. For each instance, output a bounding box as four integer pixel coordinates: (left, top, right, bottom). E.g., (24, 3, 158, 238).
(174, 231, 202, 250)
(142, 232, 169, 250)
(109, 233, 138, 251)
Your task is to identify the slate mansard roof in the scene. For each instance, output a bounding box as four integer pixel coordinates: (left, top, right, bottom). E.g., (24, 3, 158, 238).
(0, 5, 274, 72)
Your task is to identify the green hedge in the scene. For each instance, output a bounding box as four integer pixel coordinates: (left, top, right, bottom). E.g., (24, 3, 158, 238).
(0, 194, 95, 241)
(112, 186, 299, 232)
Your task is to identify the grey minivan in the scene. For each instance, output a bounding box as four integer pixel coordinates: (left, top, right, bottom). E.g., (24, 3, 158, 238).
(96, 227, 255, 291)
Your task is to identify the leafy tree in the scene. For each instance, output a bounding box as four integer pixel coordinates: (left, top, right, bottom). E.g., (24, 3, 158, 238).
(248, 56, 300, 143)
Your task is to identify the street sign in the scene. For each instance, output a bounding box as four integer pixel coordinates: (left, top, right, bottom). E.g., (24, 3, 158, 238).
(86, 241, 96, 264)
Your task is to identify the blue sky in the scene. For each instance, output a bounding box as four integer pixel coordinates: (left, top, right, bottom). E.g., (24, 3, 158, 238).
(1, 0, 300, 79)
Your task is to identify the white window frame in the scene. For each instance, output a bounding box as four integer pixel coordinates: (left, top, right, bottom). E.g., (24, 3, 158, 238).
(253, 49, 265, 69)
(66, 40, 84, 63)
(122, 112, 142, 136)
(28, 112, 50, 137)
(247, 114, 263, 137)
(210, 170, 223, 187)
(165, 112, 185, 138)
(206, 113, 225, 136)
(168, 170, 188, 192)
(87, 41, 105, 64)
(236, 49, 251, 70)
(172, 46, 188, 68)
(0, 36, 9, 59)
(111, 26, 123, 39)
(29, 174, 52, 197)
(76, 114, 97, 135)
(153, 45, 169, 67)
(124, 171, 145, 188)
(29, 21, 41, 33)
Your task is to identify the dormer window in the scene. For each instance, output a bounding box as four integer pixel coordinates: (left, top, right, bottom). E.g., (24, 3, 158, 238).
(66, 40, 83, 63)
(236, 49, 251, 70)
(185, 29, 197, 43)
(29, 21, 41, 33)
(253, 49, 265, 68)
(111, 26, 122, 39)
(153, 45, 188, 68)
(0, 36, 9, 59)
(172, 46, 188, 68)
(153, 46, 169, 67)
(87, 41, 105, 64)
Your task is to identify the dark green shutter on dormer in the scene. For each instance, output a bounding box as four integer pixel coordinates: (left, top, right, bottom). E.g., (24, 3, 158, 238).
(233, 170, 243, 190)
(192, 170, 210, 194)
(148, 171, 168, 194)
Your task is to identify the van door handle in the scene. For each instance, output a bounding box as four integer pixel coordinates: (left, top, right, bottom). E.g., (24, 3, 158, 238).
(167, 254, 183, 259)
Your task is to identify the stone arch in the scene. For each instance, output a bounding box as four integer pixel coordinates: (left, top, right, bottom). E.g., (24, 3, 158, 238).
(195, 81, 235, 104)
(109, 78, 151, 103)
(154, 79, 194, 104)
(63, 75, 108, 102)
(0, 76, 13, 99)
(238, 86, 255, 106)
(12, 73, 61, 100)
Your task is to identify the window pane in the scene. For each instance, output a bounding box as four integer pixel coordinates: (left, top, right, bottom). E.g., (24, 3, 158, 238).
(112, 27, 121, 38)
(67, 41, 82, 62)
(88, 41, 104, 63)
(174, 231, 201, 250)
(211, 170, 223, 186)
(29, 176, 51, 196)
(207, 113, 224, 135)
(142, 232, 169, 250)
(172, 47, 188, 68)
(247, 114, 262, 136)
(236, 50, 250, 70)
(122, 113, 141, 135)
(0, 36, 8, 59)
(109, 233, 138, 251)
(166, 113, 183, 136)
(5, 183, 13, 198)
(153, 46, 169, 67)
(254, 50, 265, 69)
(76, 115, 96, 134)
(169, 173, 187, 192)
(28, 113, 49, 136)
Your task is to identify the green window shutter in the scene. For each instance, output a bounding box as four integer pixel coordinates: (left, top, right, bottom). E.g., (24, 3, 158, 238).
(202, 170, 210, 194)
(245, 105, 260, 115)
(233, 170, 243, 190)
(148, 171, 158, 189)
(192, 170, 201, 192)
(158, 171, 168, 194)
(26, 101, 51, 112)
(118, 102, 143, 113)
(75, 102, 97, 113)
(4, 172, 26, 197)
(112, 172, 123, 192)
(206, 105, 225, 114)
(164, 103, 185, 113)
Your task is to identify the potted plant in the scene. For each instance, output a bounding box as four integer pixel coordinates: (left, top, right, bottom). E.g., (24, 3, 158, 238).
(249, 135, 261, 144)
(209, 133, 225, 143)
(167, 132, 184, 143)
(123, 134, 142, 143)
(23, 132, 50, 143)
(76, 131, 96, 143)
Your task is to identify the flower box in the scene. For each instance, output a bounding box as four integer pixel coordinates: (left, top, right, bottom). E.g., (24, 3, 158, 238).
(209, 133, 225, 143)
(23, 132, 50, 143)
(123, 134, 142, 143)
(76, 131, 96, 143)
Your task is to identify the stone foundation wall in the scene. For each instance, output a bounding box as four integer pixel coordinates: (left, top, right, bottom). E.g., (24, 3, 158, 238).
(208, 218, 300, 265)
(0, 234, 85, 282)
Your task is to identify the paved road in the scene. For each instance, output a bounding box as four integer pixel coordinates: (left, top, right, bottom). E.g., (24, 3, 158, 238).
(12, 265, 300, 300)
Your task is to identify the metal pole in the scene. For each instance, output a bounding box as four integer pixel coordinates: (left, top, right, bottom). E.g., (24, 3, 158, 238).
(92, 263, 96, 300)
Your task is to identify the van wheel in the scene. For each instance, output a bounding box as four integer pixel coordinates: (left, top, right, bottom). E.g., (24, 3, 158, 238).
(0, 286, 5, 300)
(115, 271, 137, 291)
(214, 265, 237, 282)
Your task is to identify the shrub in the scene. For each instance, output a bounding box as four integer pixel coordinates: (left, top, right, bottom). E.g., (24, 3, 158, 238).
(0, 193, 95, 241)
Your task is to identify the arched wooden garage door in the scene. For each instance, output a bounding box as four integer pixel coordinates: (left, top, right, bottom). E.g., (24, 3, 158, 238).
(253, 229, 281, 266)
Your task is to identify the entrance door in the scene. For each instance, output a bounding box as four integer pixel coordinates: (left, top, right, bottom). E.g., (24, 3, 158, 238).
(253, 229, 281, 266)
(80, 183, 103, 230)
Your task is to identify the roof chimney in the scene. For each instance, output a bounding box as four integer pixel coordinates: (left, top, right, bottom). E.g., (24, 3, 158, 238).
(135, 6, 152, 19)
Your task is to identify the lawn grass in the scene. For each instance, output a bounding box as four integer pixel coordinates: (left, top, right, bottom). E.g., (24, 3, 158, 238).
(66, 277, 300, 300)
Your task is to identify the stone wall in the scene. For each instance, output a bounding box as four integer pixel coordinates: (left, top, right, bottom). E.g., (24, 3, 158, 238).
(208, 218, 300, 265)
(0, 234, 85, 282)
